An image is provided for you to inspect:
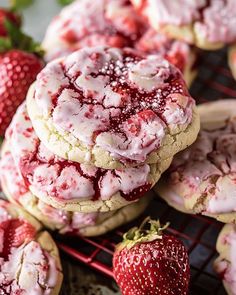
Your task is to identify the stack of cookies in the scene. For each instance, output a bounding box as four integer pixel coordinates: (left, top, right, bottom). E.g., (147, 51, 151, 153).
(0, 45, 199, 238)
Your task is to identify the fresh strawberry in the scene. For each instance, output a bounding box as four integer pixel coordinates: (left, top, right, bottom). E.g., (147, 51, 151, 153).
(0, 49, 43, 135)
(113, 218, 190, 295)
(0, 9, 21, 37)
(0, 20, 44, 136)
(0, 218, 36, 259)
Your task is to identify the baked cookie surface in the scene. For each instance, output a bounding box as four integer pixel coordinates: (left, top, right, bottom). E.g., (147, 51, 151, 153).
(131, 0, 236, 50)
(0, 199, 63, 295)
(27, 46, 199, 170)
(155, 100, 236, 223)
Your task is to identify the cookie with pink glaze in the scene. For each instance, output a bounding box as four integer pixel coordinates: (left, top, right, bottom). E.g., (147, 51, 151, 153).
(42, 0, 144, 61)
(135, 29, 197, 86)
(7, 102, 158, 212)
(131, 0, 236, 50)
(155, 100, 236, 223)
(0, 143, 151, 236)
(214, 224, 236, 295)
(0, 199, 63, 295)
(228, 44, 236, 80)
(27, 46, 199, 170)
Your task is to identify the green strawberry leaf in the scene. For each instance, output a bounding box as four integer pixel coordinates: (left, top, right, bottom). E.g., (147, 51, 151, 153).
(0, 37, 12, 53)
(10, 0, 34, 10)
(3, 19, 44, 57)
(57, 0, 74, 6)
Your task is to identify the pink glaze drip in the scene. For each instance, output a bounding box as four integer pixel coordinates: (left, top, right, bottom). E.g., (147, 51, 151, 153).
(34, 46, 194, 163)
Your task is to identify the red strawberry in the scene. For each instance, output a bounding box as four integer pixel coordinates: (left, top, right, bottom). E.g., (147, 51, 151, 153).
(0, 218, 36, 259)
(0, 19, 44, 136)
(0, 49, 43, 135)
(113, 218, 190, 295)
(0, 9, 21, 37)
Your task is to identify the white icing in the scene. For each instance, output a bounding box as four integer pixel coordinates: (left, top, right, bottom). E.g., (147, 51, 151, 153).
(207, 176, 236, 214)
(96, 112, 166, 162)
(0, 241, 59, 295)
(128, 56, 170, 91)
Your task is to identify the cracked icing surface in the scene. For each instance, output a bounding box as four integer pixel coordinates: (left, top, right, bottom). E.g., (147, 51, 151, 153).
(131, 0, 236, 49)
(7, 103, 155, 211)
(156, 100, 236, 221)
(215, 224, 236, 295)
(0, 145, 150, 236)
(42, 0, 144, 61)
(135, 29, 197, 86)
(0, 200, 62, 295)
(27, 46, 197, 169)
(136, 29, 192, 73)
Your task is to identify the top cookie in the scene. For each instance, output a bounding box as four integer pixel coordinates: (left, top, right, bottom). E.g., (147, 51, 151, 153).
(42, 0, 144, 61)
(27, 46, 199, 169)
(131, 0, 236, 50)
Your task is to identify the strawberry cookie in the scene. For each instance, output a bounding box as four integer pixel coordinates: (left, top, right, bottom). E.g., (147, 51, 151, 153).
(0, 199, 63, 295)
(7, 102, 156, 212)
(155, 100, 236, 223)
(228, 44, 236, 80)
(214, 224, 236, 295)
(42, 0, 144, 61)
(135, 29, 197, 86)
(131, 0, 236, 50)
(27, 46, 199, 170)
(0, 143, 150, 236)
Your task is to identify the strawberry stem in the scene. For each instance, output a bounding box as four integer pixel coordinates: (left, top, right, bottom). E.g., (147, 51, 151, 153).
(118, 218, 170, 250)
(0, 19, 44, 57)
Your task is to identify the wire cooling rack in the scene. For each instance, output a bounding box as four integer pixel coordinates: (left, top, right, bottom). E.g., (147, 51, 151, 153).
(56, 48, 236, 295)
